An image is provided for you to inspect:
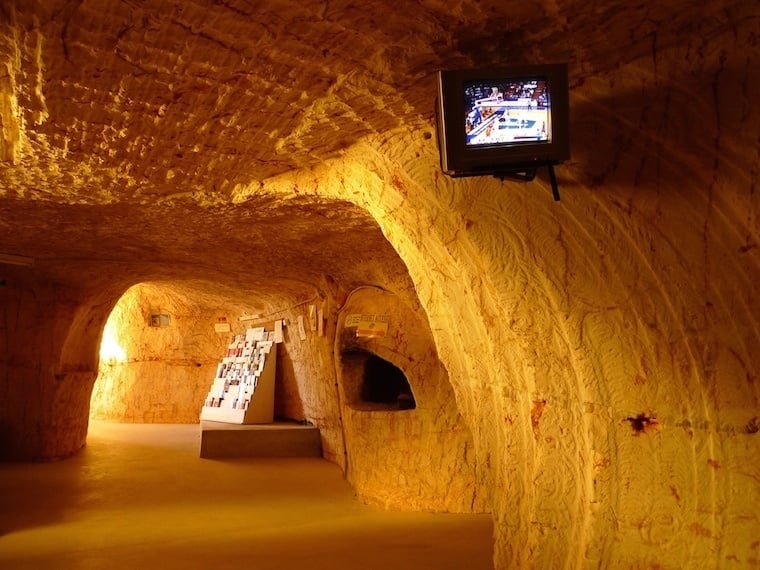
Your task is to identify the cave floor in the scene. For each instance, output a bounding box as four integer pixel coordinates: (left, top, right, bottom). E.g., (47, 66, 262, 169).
(0, 421, 493, 570)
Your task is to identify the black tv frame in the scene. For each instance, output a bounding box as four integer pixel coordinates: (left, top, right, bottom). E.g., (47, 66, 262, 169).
(436, 63, 570, 200)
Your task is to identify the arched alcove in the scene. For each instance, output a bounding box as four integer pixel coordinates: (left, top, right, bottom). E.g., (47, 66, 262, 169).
(361, 353, 416, 410)
(340, 348, 416, 411)
(331, 285, 486, 512)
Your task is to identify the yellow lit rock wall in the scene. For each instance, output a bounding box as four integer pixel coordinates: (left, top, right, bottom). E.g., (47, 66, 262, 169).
(335, 287, 487, 513)
(90, 283, 232, 423)
(250, 24, 760, 560)
(0, 267, 122, 460)
(2, 0, 759, 567)
(268, 299, 347, 466)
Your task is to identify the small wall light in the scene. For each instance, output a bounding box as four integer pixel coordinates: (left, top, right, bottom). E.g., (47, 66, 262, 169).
(149, 313, 171, 327)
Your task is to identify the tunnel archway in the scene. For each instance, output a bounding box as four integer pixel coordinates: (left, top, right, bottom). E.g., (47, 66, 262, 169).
(90, 282, 232, 423)
(81, 214, 485, 515)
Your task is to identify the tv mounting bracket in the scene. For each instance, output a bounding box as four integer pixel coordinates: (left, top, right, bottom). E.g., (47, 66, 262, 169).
(494, 163, 561, 201)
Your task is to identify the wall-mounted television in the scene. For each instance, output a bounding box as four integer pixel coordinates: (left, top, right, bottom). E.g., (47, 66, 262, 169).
(436, 63, 570, 178)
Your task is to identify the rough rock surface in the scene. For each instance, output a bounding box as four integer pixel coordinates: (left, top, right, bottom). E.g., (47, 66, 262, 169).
(90, 282, 231, 424)
(336, 286, 486, 513)
(1, 1, 758, 568)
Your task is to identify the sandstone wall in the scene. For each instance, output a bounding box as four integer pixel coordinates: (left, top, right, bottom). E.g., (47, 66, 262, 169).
(267, 300, 346, 466)
(253, 22, 760, 558)
(335, 287, 487, 513)
(90, 282, 229, 423)
(0, 267, 122, 460)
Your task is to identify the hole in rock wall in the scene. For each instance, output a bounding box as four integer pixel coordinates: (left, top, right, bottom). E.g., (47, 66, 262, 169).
(333, 287, 485, 512)
(625, 413, 661, 435)
(362, 354, 416, 410)
(341, 349, 416, 411)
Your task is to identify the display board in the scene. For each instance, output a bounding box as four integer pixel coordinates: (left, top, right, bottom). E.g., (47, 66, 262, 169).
(199, 327, 277, 424)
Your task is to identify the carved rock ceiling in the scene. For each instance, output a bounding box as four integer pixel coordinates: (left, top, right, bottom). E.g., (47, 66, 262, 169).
(0, 0, 743, 294)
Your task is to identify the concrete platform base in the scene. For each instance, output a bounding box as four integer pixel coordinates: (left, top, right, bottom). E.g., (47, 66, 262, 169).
(199, 420, 322, 458)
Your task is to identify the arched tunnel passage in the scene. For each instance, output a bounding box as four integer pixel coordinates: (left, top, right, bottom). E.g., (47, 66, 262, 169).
(78, 197, 486, 516)
(84, 187, 425, 426)
(90, 281, 235, 424)
(85, 268, 483, 517)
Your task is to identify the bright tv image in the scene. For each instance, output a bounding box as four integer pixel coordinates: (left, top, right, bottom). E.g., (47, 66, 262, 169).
(464, 79, 551, 147)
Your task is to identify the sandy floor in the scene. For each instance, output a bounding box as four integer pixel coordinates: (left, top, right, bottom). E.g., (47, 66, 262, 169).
(0, 421, 493, 569)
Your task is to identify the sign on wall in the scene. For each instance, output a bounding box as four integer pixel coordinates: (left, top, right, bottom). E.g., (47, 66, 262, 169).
(345, 314, 390, 338)
(214, 317, 231, 333)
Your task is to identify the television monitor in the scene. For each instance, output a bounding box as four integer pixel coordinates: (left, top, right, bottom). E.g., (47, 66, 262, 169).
(436, 63, 570, 177)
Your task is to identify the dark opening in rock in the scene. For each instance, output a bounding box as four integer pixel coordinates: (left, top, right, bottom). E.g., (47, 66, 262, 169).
(626, 413, 659, 435)
(340, 349, 416, 411)
(361, 354, 416, 410)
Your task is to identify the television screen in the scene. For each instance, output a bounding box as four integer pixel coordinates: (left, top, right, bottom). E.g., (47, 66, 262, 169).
(464, 78, 551, 147)
(436, 63, 569, 177)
